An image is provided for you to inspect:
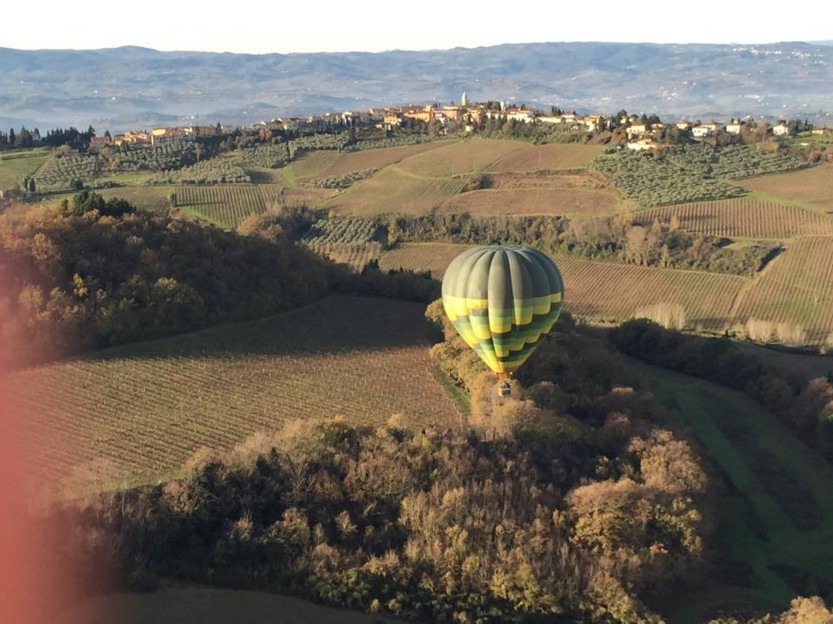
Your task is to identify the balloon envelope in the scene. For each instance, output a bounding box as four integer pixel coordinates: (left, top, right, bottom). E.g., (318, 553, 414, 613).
(442, 245, 564, 378)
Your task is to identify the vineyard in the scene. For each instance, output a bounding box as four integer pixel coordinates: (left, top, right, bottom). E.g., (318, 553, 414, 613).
(99, 186, 174, 216)
(738, 163, 833, 213)
(303, 241, 382, 270)
(488, 144, 604, 172)
(634, 198, 833, 239)
(732, 237, 833, 345)
(437, 188, 619, 216)
(2, 296, 461, 493)
(175, 184, 283, 228)
(554, 254, 746, 329)
(376, 242, 746, 329)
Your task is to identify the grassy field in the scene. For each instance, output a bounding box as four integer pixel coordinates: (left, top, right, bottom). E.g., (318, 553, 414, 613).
(487, 143, 604, 172)
(324, 167, 468, 215)
(55, 587, 397, 624)
(631, 360, 833, 623)
(634, 197, 833, 239)
(437, 187, 619, 216)
(738, 164, 833, 213)
(324, 139, 533, 215)
(0, 148, 49, 188)
(396, 138, 523, 178)
(299, 142, 447, 181)
(732, 237, 833, 344)
(3, 296, 461, 495)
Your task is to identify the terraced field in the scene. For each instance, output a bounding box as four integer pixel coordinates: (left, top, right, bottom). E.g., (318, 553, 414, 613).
(634, 198, 833, 239)
(438, 188, 619, 216)
(2, 296, 461, 494)
(733, 237, 833, 344)
(488, 144, 604, 172)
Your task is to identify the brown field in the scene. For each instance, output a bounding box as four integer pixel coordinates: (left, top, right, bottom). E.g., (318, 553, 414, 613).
(56, 587, 397, 624)
(634, 198, 833, 239)
(487, 144, 604, 172)
(378, 242, 469, 278)
(308, 142, 449, 180)
(485, 171, 607, 190)
(397, 139, 525, 178)
(437, 188, 619, 217)
(304, 241, 382, 270)
(324, 168, 467, 215)
(2, 296, 461, 494)
(738, 164, 833, 213)
(732, 236, 833, 344)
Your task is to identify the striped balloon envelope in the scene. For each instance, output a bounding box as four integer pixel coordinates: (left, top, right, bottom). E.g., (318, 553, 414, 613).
(441, 245, 564, 379)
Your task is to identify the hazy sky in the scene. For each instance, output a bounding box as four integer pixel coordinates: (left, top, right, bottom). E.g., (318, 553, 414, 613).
(7, 1, 833, 54)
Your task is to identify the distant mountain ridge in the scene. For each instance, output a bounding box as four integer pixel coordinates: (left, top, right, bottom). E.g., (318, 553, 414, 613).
(1, 42, 832, 132)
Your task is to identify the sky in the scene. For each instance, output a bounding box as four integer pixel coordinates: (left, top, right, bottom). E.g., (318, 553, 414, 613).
(6, 2, 833, 54)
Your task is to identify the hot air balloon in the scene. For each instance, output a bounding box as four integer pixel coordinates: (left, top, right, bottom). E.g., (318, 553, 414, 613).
(442, 244, 564, 380)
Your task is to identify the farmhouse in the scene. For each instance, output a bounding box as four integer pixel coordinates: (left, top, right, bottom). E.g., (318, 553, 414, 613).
(114, 130, 151, 146)
(692, 122, 721, 138)
(726, 119, 743, 134)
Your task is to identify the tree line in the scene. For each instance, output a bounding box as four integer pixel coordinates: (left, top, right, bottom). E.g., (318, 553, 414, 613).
(386, 212, 778, 277)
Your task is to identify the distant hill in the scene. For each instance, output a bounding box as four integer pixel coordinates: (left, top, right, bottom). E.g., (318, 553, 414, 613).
(2, 41, 833, 131)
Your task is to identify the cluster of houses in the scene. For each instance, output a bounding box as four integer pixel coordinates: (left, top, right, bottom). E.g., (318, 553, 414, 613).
(45, 93, 833, 152)
(96, 125, 222, 148)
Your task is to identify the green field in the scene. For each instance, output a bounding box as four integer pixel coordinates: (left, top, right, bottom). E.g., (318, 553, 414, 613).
(3, 296, 461, 495)
(0, 148, 49, 188)
(632, 360, 833, 622)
